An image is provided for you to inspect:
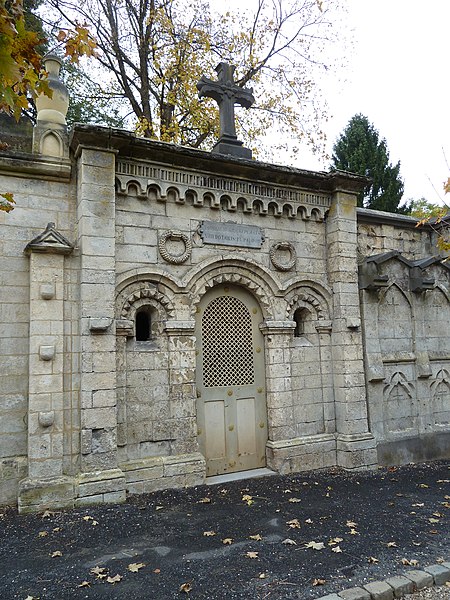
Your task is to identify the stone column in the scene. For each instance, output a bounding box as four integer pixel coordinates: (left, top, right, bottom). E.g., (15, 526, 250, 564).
(261, 321, 296, 473)
(327, 187, 377, 470)
(75, 145, 125, 506)
(18, 224, 74, 513)
(164, 321, 205, 486)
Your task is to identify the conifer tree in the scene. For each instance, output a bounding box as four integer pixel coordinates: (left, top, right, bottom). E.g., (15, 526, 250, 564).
(332, 114, 405, 213)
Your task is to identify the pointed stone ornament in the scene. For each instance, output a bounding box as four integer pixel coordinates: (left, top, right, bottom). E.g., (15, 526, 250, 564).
(25, 222, 74, 255)
(33, 54, 70, 157)
(197, 62, 255, 159)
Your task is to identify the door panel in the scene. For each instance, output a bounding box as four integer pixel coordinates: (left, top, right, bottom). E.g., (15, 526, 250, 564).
(196, 285, 267, 476)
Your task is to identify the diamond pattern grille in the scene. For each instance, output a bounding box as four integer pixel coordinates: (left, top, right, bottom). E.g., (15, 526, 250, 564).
(202, 296, 254, 387)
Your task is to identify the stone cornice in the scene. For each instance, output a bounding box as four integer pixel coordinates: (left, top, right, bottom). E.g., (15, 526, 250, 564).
(69, 124, 368, 195)
(0, 150, 71, 180)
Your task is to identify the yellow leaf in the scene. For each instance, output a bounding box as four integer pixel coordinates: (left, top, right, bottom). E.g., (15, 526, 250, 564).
(203, 530, 216, 536)
(78, 581, 90, 588)
(127, 562, 145, 572)
(246, 551, 258, 558)
(50, 550, 62, 557)
(106, 574, 122, 584)
(249, 534, 262, 541)
(222, 538, 233, 545)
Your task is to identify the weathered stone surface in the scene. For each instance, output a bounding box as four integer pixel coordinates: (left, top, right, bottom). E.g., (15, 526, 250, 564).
(362, 581, 394, 600)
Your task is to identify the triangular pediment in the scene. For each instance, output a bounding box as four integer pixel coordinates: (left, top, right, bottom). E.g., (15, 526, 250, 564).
(25, 222, 74, 255)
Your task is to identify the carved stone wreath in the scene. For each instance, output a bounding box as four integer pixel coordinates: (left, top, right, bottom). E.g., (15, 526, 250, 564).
(270, 241, 297, 271)
(159, 230, 192, 264)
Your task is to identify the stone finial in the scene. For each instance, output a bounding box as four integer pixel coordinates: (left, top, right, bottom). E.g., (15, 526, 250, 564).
(197, 62, 255, 159)
(33, 55, 70, 157)
(35, 55, 69, 125)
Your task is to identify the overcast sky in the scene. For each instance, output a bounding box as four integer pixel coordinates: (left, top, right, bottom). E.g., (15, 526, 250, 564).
(298, 0, 450, 204)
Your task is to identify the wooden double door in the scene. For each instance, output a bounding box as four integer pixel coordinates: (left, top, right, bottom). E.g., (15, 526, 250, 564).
(195, 285, 267, 476)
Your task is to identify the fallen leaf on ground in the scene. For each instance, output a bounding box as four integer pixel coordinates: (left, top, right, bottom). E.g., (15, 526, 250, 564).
(127, 562, 145, 572)
(346, 520, 357, 528)
(312, 578, 326, 586)
(332, 546, 342, 553)
(222, 538, 233, 545)
(412, 542, 422, 546)
(38, 531, 48, 537)
(259, 573, 266, 579)
(106, 574, 122, 584)
(50, 551, 62, 557)
(203, 530, 216, 536)
(328, 537, 343, 546)
(349, 529, 359, 535)
(368, 556, 379, 563)
(246, 551, 259, 559)
(419, 484, 429, 488)
(401, 558, 419, 566)
(287, 519, 301, 529)
(428, 518, 440, 523)
(78, 581, 90, 588)
(41, 510, 54, 518)
(198, 497, 211, 503)
(289, 497, 301, 503)
(282, 538, 297, 545)
(433, 512, 444, 517)
(90, 566, 107, 576)
(249, 534, 262, 541)
(155, 506, 163, 511)
(242, 494, 254, 506)
(387, 541, 398, 547)
(154, 568, 161, 574)
(412, 503, 424, 507)
(283, 489, 292, 493)
(305, 541, 325, 550)
(305, 518, 313, 524)
(52, 527, 61, 532)
(180, 582, 192, 593)
(82, 515, 93, 521)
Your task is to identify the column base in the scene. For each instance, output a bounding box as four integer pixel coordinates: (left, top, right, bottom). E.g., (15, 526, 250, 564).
(18, 476, 75, 514)
(266, 433, 337, 475)
(336, 433, 378, 470)
(75, 468, 126, 507)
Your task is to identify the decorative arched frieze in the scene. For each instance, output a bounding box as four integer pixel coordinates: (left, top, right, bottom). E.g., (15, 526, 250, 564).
(284, 284, 331, 322)
(115, 162, 331, 221)
(116, 281, 176, 322)
(186, 258, 279, 319)
(158, 230, 192, 264)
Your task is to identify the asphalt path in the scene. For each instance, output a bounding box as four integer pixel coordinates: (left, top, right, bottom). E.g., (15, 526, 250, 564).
(0, 461, 449, 599)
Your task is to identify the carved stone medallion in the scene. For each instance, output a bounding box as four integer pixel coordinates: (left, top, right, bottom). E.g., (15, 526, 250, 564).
(270, 241, 296, 271)
(158, 230, 192, 264)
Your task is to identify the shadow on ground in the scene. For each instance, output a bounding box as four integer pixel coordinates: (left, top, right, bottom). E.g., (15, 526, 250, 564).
(0, 462, 449, 599)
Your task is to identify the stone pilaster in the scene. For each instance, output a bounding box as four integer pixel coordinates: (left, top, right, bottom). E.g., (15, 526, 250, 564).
(327, 189, 377, 470)
(75, 146, 125, 506)
(19, 224, 74, 513)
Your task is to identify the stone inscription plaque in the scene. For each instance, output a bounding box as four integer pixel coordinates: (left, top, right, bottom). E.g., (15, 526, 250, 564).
(200, 221, 264, 249)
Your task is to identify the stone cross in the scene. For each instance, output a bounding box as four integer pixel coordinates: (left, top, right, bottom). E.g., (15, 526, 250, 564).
(197, 62, 255, 159)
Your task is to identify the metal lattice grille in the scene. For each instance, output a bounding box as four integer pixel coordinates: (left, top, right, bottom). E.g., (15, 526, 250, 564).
(202, 296, 254, 387)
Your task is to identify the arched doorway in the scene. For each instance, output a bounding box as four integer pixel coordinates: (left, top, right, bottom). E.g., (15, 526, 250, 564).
(195, 284, 267, 476)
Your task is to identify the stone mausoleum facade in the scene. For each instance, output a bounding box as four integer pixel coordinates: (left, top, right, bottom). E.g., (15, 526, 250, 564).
(1, 59, 449, 512)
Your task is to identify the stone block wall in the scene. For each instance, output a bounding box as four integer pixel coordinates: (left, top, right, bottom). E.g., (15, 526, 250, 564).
(0, 152, 77, 506)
